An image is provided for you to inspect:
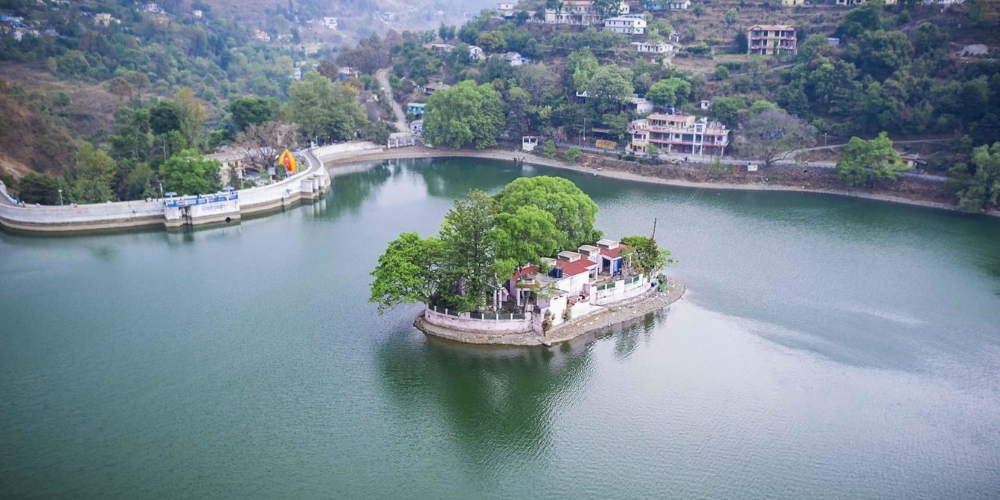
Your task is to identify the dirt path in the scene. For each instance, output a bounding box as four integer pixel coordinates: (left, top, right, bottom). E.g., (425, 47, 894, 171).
(375, 68, 408, 133)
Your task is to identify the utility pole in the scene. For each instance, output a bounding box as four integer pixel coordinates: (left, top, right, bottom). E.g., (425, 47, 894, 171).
(651, 217, 657, 240)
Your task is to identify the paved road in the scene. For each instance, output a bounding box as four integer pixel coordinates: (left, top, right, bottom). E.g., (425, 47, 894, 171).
(375, 68, 408, 133)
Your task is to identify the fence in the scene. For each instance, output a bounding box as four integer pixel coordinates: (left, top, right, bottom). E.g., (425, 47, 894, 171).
(162, 192, 238, 207)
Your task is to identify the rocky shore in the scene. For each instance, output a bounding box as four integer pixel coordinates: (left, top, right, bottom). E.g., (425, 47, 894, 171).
(413, 278, 686, 347)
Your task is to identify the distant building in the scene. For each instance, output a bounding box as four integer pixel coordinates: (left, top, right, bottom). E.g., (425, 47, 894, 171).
(142, 3, 161, 13)
(424, 82, 451, 95)
(192, 9, 203, 18)
(959, 44, 988, 56)
(629, 96, 655, 114)
(827, 37, 840, 47)
(291, 67, 302, 81)
(251, 27, 271, 43)
(782, 0, 805, 5)
(503, 52, 528, 66)
(407, 103, 426, 119)
(604, 16, 646, 35)
(747, 25, 797, 55)
(410, 120, 423, 133)
(468, 45, 485, 61)
(666, 0, 691, 10)
(699, 99, 712, 110)
(337, 67, 358, 80)
(322, 17, 338, 29)
(837, 0, 897, 5)
(93, 13, 119, 26)
(497, 2, 516, 17)
(423, 43, 454, 54)
(628, 113, 730, 156)
(545, 1, 629, 26)
(632, 41, 673, 54)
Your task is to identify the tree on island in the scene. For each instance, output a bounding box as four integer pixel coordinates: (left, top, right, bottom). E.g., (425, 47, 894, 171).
(423, 80, 505, 150)
(370, 176, 605, 314)
(836, 132, 908, 189)
(620, 235, 673, 279)
(734, 110, 816, 168)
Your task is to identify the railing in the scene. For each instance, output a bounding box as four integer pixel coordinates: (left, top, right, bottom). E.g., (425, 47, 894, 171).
(163, 192, 238, 207)
(470, 312, 526, 321)
(625, 275, 642, 285)
(429, 305, 460, 316)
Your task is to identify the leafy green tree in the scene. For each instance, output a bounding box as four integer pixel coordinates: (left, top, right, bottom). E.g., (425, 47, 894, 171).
(585, 65, 634, 114)
(836, 132, 908, 188)
(734, 110, 816, 167)
(714, 65, 730, 81)
(620, 235, 672, 279)
(496, 205, 560, 279)
(724, 8, 738, 27)
(836, 0, 883, 40)
(646, 77, 691, 107)
(565, 146, 582, 163)
(369, 232, 445, 313)
(592, 0, 624, 18)
(126, 162, 154, 200)
(476, 31, 506, 52)
(797, 34, 830, 62)
(949, 143, 1000, 213)
(228, 96, 279, 133)
(109, 107, 151, 162)
(693, 3, 705, 16)
(287, 71, 368, 143)
(711, 95, 745, 127)
(17, 172, 59, 205)
(161, 149, 222, 195)
(494, 176, 601, 249)
(439, 190, 512, 312)
(73, 142, 118, 204)
(748, 100, 783, 115)
(150, 100, 183, 136)
(603, 113, 630, 143)
(845, 30, 913, 80)
(543, 139, 556, 158)
(423, 80, 505, 149)
(565, 48, 599, 93)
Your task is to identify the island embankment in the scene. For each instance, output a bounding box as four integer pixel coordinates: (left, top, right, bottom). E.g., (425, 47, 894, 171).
(413, 278, 686, 347)
(326, 145, 999, 217)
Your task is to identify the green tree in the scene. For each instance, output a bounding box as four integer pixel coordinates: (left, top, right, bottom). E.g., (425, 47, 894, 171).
(496, 205, 560, 280)
(476, 31, 506, 52)
(724, 8, 738, 27)
(949, 143, 1000, 213)
(620, 235, 672, 279)
(438, 190, 512, 312)
(592, 0, 624, 18)
(150, 100, 183, 136)
(714, 65, 730, 81)
(543, 139, 556, 158)
(423, 80, 505, 149)
(287, 71, 368, 143)
(228, 96, 279, 133)
(73, 142, 118, 204)
(109, 107, 151, 162)
(17, 172, 59, 205)
(646, 77, 691, 107)
(160, 149, 222, 195)
(845, 30, 913, 80)
(711, 95, 745, 128)
(603, 113, 630, 143)
(797, 34, 830, 62)
(836, 132, 908, 188)
(566, 48, 599, 93)
(369, 232, 445, 313)
(585, 64, 634, 114)
(126, 162, 154, 200)
(565, 146, 582, 163)
(747, 100, 783, 115)
(493, 176, 601, 249)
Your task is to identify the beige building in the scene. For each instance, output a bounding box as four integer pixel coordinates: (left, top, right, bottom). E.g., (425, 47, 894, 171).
(747, 25, 797, 55)
(628, 113, 730, 157)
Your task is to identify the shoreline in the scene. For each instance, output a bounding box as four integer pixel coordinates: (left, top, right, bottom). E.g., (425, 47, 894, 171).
(413, 279, 686, 347)
(326, 146, 1000, 217)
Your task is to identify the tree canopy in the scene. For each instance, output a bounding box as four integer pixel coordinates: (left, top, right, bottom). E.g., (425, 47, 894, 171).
(423, 80, 505, 150)
(160, 149, 222, 195)
(836, 132, 908, 188)
(734, 110, 816, 167)
(287, 71, 367, 143)
(494, 176, 602, 249)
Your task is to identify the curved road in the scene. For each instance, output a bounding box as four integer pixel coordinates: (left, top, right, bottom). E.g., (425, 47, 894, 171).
(375, 68, 408, 133)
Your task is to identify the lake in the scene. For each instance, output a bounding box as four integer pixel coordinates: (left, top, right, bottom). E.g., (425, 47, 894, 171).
(2, 158, 999, 499)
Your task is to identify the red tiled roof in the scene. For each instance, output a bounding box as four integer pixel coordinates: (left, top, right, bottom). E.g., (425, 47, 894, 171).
(555, 258, 595, 277)
(599, 244, 627, 259)
(511, 265, 540, 280)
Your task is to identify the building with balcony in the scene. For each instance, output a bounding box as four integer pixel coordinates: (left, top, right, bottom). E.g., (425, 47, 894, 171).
(604, 15, 646, 34)
(628, 113, 730, 156)
(544, 1, 628, 26)
(747, 24, 797, 55)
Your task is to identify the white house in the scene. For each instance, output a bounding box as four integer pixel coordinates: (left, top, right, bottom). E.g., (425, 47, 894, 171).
(667, 0, 691, 9)
(322, 17, 338, 29)
(497, 2, 515, 16)
(630, 96, 655, 114)
(604, 16, 646, 35)
(468, 45, 484, 61)
(503, 52, 527, 66)
(632, 41, 673, 54)
(142, 3, 161, 13)
(192, 9, 202, 18)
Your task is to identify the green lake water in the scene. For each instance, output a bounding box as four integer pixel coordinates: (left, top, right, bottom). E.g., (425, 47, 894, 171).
(2, 158, 999, 499)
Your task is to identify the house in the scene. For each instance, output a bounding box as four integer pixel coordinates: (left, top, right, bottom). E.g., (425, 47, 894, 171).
(837, 0, 897, 5)
(522, 136, 540, 151)
(93, 13, 118, 26)
(424, 82, 451, 95)
(544, 1, 628, 26)
(959, 44, 988, 56)
(782, 0, 804, 5)
(604, 16, 646, 35)
(251, 27, 271, 43)
(632, 41, 673, 54)
(468, 45, 485, 61)
(503, 52, 528, 66)
(699, 99, 712, 110)
(291, 67, 302, 81)
(630, 96, 654, 114)
(322, 17, 338, 28)
(628, 113, 730, 156)
(423, 43, 454, 54)
(337, 67, 357, 80)
(497, 2, 516, 17)
(897, 152, 927, 169)
(410, 120, 423, 133)
(667, 0, 691, 9)
(192, 9, 202, 18)
(827, 37, 840, 47)
(406, 102, 426, 119)
(206, 149, 246, 185)
(668, 30, 681, 43)
(747, 25, 797, 55)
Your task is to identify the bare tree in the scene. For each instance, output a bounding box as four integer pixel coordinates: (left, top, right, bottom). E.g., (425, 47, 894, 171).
(734, 110, 816, 168)
(235, 121, 299, 174)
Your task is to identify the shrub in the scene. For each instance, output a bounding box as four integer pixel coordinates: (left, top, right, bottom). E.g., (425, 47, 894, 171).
(565, 146, 582, 163)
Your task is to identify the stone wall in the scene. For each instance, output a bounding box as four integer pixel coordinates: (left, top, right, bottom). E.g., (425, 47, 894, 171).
(423, 307, 535, 334)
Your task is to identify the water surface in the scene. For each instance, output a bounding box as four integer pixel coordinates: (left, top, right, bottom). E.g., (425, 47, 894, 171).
(2, 158, 999, 499)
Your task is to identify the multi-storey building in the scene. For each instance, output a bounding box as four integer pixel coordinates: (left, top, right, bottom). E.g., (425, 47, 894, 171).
(604, 15, 646, 34)
(628, 113, 730, 156)
(544, 1, 629, 26)
(747, 24, 797, 55)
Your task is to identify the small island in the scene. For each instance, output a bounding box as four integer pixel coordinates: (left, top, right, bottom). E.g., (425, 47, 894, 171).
(369, 175, 685, 346)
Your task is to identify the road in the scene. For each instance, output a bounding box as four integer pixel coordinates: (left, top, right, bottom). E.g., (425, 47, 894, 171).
(375, 68, 408, 133)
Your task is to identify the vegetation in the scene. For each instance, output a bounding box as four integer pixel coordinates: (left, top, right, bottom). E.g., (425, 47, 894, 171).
(734, 110, 816, 168)
(949, 143, 1000, 213)
(423, 81, 504, 149)
(836, 132, 908, 188)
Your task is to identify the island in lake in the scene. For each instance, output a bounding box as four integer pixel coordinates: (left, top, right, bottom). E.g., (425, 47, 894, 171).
(370, 175, 685, 345)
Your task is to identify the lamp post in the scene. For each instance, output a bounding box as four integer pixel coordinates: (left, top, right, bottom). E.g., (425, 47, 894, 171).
(823, 133, 828, 147)
(58, 189, 63, 206)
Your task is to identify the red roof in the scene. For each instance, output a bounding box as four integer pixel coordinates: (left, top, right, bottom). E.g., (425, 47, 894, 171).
(599, 244, 626, 259)
(511, 265, 540, 281)
(555, 258, 595, 277)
